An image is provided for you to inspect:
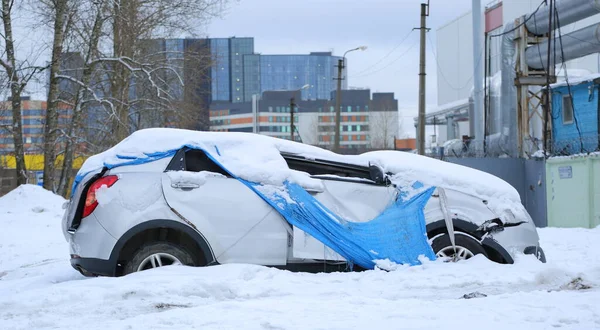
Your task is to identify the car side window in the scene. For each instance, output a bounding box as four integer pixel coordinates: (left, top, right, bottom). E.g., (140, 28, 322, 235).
(185, 149, 230, 176)
(166, 148, 230, 177)
(283, 155, 371, 180)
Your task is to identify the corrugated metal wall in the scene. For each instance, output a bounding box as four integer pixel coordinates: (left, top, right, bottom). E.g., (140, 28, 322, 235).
(445, 157, 547, 227)
(551, 82, 600, 154)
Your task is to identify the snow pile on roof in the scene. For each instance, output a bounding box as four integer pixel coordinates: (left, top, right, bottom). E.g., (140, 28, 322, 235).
(550, 71, 600, 89)
(79, 128, 523, 220)
(549, 151, 600, 160)
(361, 150, 524, 222)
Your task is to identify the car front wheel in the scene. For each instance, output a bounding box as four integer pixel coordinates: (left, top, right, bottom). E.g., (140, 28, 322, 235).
(124, 242, 196, 275)
(431, 232, 488, 262)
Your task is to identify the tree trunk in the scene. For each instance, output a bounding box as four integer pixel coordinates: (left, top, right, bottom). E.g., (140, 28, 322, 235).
(57, 5, 104, 197)
(1, 0, 27, 185)
(43, 0, 70, 192)
(111, 0, 136, 144)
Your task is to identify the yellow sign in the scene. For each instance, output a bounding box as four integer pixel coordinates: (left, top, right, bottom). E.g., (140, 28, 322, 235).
(0, 154, 86, 170)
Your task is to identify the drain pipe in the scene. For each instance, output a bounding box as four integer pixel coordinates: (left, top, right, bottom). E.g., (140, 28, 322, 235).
(499, 21, 519, 157)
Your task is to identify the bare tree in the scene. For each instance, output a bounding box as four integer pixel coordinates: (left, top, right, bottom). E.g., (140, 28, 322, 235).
(55, 1, 108, 196)
(47, 0, 223, 194)
(369, 103, 399, 150)
(0, 0, 47, 185)
(39, 0, 75, 191)
(108, 0, 225, 144)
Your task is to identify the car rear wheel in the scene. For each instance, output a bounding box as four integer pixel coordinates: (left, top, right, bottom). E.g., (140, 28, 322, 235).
(431, 232, 488, 262)
(124, 242, 196, 275)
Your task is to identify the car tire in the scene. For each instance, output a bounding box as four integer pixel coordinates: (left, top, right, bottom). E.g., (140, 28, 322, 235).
(124, 242, 196, 275)
(431, 232, 488, 262)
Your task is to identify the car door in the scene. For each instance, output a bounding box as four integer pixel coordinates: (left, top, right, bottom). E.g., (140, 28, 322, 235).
(161, 148, 290, 265)
(282, 154, 397, 261)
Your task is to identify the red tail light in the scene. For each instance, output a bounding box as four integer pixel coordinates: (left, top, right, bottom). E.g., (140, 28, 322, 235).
(82, 175, 118, 218)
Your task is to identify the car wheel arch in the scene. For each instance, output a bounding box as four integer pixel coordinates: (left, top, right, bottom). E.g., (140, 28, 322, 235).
(109, 219, 217, 276)
(426, 219, 513, 264)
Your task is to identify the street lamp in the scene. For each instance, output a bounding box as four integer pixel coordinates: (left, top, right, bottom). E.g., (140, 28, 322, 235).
(334, 46, 367, 152)
(290, 84, 310, 141)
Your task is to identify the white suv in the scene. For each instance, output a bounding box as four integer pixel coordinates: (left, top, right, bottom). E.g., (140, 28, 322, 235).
(63, 129, 545, 276)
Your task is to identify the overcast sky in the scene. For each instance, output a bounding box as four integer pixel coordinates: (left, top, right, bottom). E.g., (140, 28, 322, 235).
(205, 0, 475, 135)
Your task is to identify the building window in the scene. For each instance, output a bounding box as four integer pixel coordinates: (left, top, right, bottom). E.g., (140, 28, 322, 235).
(268, 106, 273, 112)
(347, 106, 352, 112)
(562, 95, 573, 124)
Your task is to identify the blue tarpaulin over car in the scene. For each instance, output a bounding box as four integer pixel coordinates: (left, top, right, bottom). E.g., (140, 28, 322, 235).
(241, 180, 436, 269)
(74, 145, 436, 269)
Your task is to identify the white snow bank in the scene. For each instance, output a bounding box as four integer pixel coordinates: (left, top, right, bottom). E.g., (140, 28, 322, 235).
(1, 188, 600, 329)
(0, 184, 65, 213)
(0, 185, 67, 275)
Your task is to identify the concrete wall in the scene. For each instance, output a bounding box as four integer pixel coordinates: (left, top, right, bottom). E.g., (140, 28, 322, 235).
(445, 157, 547, 227)
(546, 154, 600, 228)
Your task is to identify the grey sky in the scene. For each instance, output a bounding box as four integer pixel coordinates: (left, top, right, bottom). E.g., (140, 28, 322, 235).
(205, 0, 475, 135)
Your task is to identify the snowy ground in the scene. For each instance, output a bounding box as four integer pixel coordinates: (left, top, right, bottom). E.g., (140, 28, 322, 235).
(1, 185, 599, 330)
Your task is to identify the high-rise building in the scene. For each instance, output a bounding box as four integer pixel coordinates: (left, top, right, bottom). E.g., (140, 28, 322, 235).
(148, 37, 345, 103)
(56, 37, 350, 134)
(256, 52, 347, 101)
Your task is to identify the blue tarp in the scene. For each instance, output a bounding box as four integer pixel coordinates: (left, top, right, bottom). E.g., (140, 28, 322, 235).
(241, 180, 436, 269)
(74, 145, 436, 268)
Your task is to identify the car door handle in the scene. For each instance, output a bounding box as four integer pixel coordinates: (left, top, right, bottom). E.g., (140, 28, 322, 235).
(304, 188, 324, 194)
(171, 182, 201, 190)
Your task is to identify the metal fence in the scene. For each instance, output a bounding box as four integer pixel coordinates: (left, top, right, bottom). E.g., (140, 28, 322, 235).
(445, 157, 548, 227)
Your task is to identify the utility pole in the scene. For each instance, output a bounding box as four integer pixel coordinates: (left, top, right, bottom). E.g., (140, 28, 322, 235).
(334, 58, 344, 152)
(416, 2, 429, 155)
(290, 97, 295, 141)
(333, 46, 367, 152)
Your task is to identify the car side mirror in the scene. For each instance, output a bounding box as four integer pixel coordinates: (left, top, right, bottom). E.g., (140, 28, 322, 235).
(368, 163, 386, 185)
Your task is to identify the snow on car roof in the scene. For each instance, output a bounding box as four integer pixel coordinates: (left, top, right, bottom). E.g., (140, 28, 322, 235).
(80, 128, 521, 211)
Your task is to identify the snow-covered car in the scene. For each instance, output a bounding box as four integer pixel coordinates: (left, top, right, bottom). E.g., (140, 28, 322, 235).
(63, 128, 545, 276)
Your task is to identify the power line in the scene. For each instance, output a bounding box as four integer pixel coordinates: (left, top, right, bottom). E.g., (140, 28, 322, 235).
(350, 39, 419, 78)
(352, 30, 415, 76)
(427, 33, 484, 91)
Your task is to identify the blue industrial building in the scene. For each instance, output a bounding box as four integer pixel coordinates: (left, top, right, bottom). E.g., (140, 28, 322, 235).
(551, 75, 600, 155)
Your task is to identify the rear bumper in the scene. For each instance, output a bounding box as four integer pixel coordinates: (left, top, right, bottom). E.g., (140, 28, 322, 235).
(70, 256, 115, 277)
